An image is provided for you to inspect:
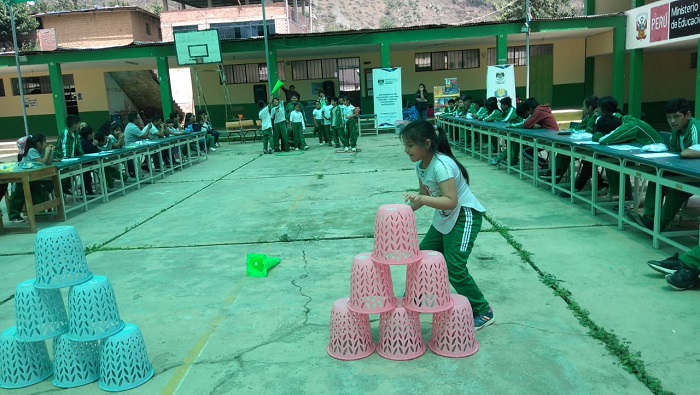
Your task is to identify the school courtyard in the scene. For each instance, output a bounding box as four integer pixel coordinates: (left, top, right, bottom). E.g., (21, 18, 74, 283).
(0, 133, 697, 394)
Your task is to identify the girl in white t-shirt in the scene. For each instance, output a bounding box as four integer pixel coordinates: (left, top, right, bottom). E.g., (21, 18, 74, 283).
(401, 120, 494, 331)
(8, 134, 55, 223)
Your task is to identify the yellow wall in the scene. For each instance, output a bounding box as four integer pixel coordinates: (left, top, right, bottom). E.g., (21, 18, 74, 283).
(554, 39, 586, 84)
(0, 71, 58, 116)
(594, 55, 613, 97)
(586, 31, 613, 57)
(641, 50, 696, 101)
(73, 69, 109, 111)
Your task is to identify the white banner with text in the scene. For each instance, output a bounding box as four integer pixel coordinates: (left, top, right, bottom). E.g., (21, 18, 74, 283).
(372, 68, 403, 127)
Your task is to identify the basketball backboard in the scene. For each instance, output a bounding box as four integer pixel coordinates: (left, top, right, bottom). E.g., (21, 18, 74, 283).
(174, 30, 222, 66)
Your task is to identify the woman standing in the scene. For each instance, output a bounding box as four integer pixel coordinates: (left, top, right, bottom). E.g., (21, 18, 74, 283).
(415, 83, 429, 120)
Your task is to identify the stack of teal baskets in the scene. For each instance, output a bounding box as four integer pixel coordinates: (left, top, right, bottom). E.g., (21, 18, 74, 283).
(0, 226, 153, 392)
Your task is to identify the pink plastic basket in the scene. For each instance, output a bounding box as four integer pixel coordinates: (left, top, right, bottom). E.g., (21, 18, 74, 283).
(404, 251, 454, 313)
(372, 204, 422, 265)
(347, 253, 397, 314)
(376, 298, 426, 361)
(428, 294, 479, 358)
(327, 298, 375, 361)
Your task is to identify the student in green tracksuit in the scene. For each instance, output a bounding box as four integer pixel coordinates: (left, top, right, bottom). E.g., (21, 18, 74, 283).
(454, 98, 468, 117)
(285, 96, 300, 147)
(271, 97, 289, 152)
(343, 97, 360, 152)
(443, 99, 457, 116)
(572, 96, 599, 190)
(648, 244, 700, 290)
(330, 97, 346, 149)
(473, 99, 487, 119)
(488, 97, 522, 165)
(629, 98, 700, 231)
(595, 96, 627, 196)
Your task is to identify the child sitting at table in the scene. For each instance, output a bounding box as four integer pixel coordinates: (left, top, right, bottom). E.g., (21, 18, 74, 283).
(8, 134, 55, 223)
(95, 131, 127, 189)
(79, 126, 99, 195)
(472, 99, 487, 119)
(629, 98, 700, 231)
(482, 97, 503, 121)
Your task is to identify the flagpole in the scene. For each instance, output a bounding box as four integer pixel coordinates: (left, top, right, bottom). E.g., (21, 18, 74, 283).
(525, 0, 530, 99)
(261, 0, 272, 96)
(8, 1, 29, 136)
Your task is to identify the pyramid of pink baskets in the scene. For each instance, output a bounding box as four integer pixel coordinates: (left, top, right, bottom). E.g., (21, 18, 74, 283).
(327, 204, 479, 361)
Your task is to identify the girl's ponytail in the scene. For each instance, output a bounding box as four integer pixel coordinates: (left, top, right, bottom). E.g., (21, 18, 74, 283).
(434, 126, 470, 184)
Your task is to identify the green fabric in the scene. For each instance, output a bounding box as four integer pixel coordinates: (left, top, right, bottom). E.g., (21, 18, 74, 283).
(291, 122, 307, 149)
(642, 184, 692, 228)
(331, 106, 343, 127)
(324, 125, 332, 145)
(501, 107, 520, 123)
(680, 245, 700, 272)
(455, 107, 468, 117)
(261, 127, 272, 151)
(605, 170, 632, 196)
(419, 207, 489, 315)
(273, 122, 288, 150)
(574, 114, 597, 134)
(669, 117, 700, 152)
(510, 115, 528, 128)
(475, 107, 488, 120)
(467, 103, 477, 115)
(332, 126, 346, 147)
(347, 119, 358, 148)
(55, 128, 84, 159)
(483, 109, 504, 122)
(594, 115, 663, 145)
(9, 181, 53, 220)
(285, 102, 296, 121)
(103, 165, 122, 189)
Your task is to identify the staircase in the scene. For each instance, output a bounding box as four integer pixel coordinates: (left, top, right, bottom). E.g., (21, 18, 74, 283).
(108, 71, 184, 120)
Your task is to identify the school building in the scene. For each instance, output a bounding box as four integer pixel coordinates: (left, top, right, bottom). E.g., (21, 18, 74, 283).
(0, 0, 696, 140)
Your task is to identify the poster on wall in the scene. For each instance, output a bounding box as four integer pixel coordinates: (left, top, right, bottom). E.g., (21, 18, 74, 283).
(372, 67, 403, 127)
(486, 65, 516, 104)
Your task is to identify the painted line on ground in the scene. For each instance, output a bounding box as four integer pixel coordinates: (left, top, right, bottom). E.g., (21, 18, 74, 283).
(160, 277, 248, 395)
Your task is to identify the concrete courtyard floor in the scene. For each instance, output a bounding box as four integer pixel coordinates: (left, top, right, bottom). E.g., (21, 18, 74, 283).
(1, 133, 699, 394)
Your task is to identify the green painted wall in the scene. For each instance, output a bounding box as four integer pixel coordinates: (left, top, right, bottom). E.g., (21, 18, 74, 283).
(204, 104, 259, 129)
(0, 111, 110, 140)
(552, 83, 585, 108)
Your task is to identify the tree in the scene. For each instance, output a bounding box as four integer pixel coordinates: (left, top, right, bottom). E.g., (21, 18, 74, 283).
(0, 4, 39, 52)
(495, 0, 581, 22)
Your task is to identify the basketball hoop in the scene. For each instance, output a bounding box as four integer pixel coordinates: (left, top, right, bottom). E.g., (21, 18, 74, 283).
(193, 57, 204, 65)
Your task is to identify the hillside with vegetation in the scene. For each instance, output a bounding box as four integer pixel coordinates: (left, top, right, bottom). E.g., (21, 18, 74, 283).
(1, 0, 583, 51)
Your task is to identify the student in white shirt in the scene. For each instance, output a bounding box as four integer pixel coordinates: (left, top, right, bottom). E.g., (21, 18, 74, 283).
(289, 103, 309, 151)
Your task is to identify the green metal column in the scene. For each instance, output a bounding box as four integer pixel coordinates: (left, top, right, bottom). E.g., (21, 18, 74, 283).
(268, 49, 278, 87)
(156, 56, 173, 118)
(696, 39, 700, 117)
(48, 62, 67, 136)
(380, 42, 390, 68)
(584, 0, 595, 15)
(584, 57, 595, 97)
(496, 34, 507, 65)
(611, 25, 626, 104)
(628, 49, 643, 118)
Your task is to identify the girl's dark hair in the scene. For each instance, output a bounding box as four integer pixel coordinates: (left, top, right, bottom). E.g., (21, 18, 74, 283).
(474, 99, 484, 108)
(79, 125, 94, 139)
(584, 95, 599, 110)
(598, 96, 619, 115)
(500, 97, 512, 107)
(23, 133, 46, 157)
(485, 97, 499, 113)
(516, 102, 530, 118)
(109, 123, 122, 134)
(400, 120, 470, 184)
(595, 114, 623, 135)
(524, 97, 540, 109)
(95, 131, 107, 143)
(184, 112, 194, 127)
(418, 83, 426, 90)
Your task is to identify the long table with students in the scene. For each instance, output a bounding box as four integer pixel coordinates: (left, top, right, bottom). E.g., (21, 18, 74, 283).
(439, 115, 700, 252)
(0, 131, 208, 234)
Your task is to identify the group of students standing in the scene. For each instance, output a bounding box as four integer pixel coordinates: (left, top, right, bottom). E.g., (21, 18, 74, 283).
(256, 90, 361, 154)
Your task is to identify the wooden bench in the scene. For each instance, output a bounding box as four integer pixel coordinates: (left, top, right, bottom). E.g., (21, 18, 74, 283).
(225, 120, 261, 144)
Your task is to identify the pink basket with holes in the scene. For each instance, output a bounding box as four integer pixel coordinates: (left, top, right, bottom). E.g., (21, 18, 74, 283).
(372, 204, 422, 265)
(428, 294, 479, 358)
(347, 253, 397, 314)
(404, 251, 454, 313)
(376, 298, 426, 361)
(327, 298, 375, 361)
